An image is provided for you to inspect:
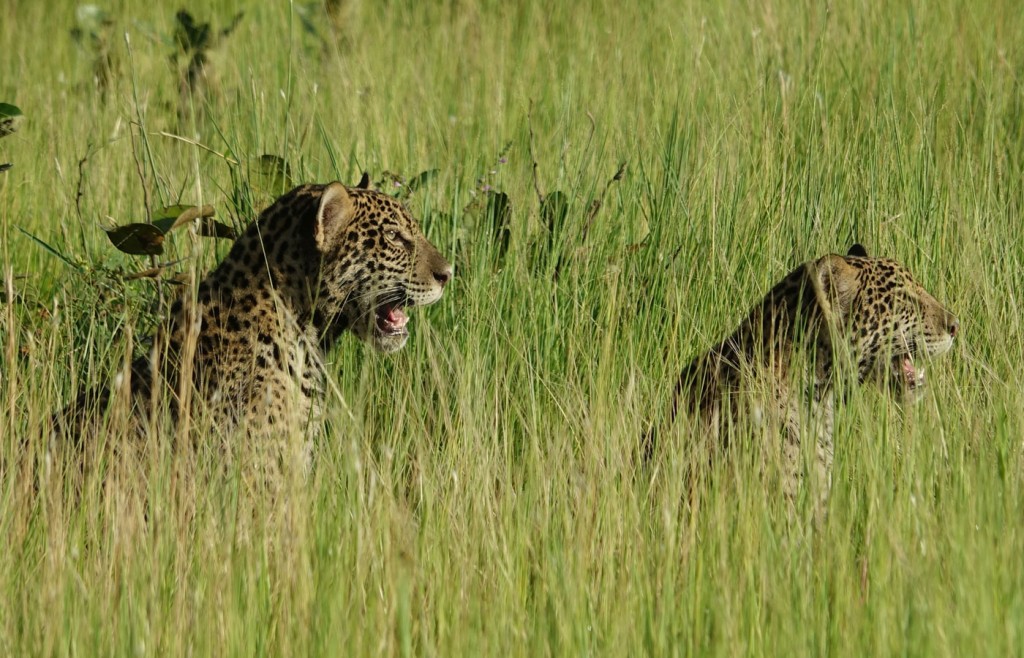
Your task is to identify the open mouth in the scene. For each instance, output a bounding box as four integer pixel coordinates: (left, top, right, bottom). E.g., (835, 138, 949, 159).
(375, 301, 410, 338)
(894, 355, 926, 392)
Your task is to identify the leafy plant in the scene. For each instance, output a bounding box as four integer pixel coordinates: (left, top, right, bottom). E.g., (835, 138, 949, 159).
(249, 154, 294, 198)
(223, 153, 295, 223)
(171, 8, 243, 118)
(104, 204, 235, 257)
(484, 190, 511, 262)
(376, 168, 439, 199)
(0, 103, 22, 172)
(15, 225, 165, 345)
(0, 103, 23, 139)
(293, 0, 352, 53)
(70, 4, 117, 98)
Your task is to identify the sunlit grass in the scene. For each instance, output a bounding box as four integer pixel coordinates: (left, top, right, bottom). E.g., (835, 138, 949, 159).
(0, 0, 1021, 654)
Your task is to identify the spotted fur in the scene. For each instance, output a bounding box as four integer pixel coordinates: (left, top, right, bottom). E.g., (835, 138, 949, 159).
(58, 181, 452, 438)
(651, 244, 958, 504)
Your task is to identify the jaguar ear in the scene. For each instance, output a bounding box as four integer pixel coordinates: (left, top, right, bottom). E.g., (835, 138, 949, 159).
(355, 172, 370, 189)
(315, 182, 356, 250)
(813, 254, 859, 324)
(847, 243, 868, 258)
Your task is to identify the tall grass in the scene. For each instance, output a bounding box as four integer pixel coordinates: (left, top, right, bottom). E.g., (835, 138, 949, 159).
(1, 0, 1022, 654)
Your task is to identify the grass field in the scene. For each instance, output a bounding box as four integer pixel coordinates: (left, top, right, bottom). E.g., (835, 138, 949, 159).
(1, 0, 1023, 654)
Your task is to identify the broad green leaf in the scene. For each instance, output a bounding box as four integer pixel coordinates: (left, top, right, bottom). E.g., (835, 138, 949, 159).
(404, 169, 439, 196)
(150, 204, 217, 234)
(250, 154, 293, 197)
(0, 103, 24, 138)
(486, 191, 511, 258)
(220, 12, 244, 39)
(113, 205, 234, 253)
(174, 10, 211, 52)
(196, 217, 237, 239)
(151, 204, 200, 234)
(105, 223, 165, 255)
(540, 191, 569, 236)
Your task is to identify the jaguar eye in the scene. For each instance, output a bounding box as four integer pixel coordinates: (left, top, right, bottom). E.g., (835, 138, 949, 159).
(385, 229, 415, 251)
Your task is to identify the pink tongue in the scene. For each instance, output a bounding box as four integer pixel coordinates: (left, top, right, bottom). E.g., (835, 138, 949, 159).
(387, 307, 409, 328)
(902, 356, 924, 389)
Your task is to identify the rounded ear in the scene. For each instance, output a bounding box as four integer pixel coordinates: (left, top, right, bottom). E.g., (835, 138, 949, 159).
(315, 182, 356, 250)
(813, 254, 860, 323)
(847, 243, 868, 258)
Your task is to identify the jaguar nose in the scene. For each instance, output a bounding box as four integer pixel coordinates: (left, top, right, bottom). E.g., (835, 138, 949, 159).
(434, 263, 454, 287)
(942, 308, 960, 339)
